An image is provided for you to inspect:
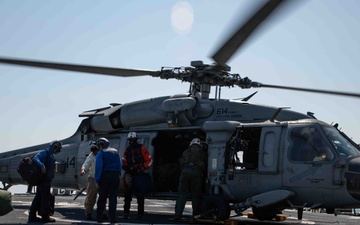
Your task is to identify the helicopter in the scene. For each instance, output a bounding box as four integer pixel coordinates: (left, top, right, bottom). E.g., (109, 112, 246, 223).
(1, 0, 360, 221)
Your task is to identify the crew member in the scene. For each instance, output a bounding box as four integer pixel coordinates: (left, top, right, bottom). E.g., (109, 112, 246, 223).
(174, 138, 207, 221)
(80, 144, 101, 220)
(122, 132, 153, 220)
(95, 137, 121, 224)
(28, 140, 62, 223)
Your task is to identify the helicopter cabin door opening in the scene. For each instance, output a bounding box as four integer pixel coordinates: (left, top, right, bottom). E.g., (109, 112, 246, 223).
(219, 123, 283, 202)
(151, 129, 206, 199)
(225, 125, 283, 174)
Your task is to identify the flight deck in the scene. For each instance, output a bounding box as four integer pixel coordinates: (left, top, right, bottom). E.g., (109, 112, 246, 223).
(2, 193, 360, 225)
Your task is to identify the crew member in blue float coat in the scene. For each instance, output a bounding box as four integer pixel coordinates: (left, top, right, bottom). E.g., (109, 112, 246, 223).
(95, 137, 122, 224)
(28, 140, 62, 223)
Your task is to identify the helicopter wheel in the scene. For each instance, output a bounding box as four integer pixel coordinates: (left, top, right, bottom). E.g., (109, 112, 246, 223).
(252, 205, 282, 221)
(199, 195, 230, 221)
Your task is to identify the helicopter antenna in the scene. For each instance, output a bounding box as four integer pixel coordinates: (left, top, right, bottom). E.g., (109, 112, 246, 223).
(270, 107, 290, 122)
(241, 91, 258, 102)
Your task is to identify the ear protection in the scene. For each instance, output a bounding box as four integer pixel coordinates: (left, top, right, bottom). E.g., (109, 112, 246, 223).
(98, 141, 105, 148)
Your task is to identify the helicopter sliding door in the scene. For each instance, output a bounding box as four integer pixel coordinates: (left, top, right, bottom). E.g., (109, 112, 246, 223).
(258, 126, 281, 173)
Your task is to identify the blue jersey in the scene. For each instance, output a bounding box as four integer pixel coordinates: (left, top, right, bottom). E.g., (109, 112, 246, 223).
(95, 147, 122, 183)
(33, 147, 56, 181)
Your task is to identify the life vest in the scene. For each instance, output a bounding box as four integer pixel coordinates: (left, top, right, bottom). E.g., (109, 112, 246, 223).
(125, 143, 144, 168)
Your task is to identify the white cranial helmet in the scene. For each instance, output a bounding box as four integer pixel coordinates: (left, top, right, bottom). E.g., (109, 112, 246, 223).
(127, 132, 138, 139)
(190, 138, 201, 146)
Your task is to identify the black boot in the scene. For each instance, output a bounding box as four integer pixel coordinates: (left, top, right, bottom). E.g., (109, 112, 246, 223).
(41, 216, 56, 223)
(28, 216, 41, 222)
(86, 213, 92, 220)
(28, 210, 41, 222)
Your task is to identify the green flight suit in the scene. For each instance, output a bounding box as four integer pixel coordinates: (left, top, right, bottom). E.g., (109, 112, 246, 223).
(175, 143, 207, 217)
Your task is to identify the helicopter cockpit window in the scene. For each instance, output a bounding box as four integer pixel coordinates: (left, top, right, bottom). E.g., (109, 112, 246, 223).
(322, 126, 360, 158)
(289, 126, 334, 162)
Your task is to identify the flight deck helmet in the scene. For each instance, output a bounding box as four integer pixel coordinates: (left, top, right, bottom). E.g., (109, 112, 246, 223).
(190, 138, 201, 146)
(97, 137, 110, 148)
(50, 140, 62, 154)
(127, 132, 138, 145)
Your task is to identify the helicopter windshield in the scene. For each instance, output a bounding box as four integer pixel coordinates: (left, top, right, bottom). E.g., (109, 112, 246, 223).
(322, 126, 360, 158)
(289, 125, 334, 162)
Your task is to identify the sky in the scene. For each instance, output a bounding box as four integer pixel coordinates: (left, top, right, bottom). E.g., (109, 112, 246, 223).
(0, 0, 360, 192)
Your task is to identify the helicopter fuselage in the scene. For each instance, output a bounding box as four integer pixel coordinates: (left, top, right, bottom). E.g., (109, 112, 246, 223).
(1, 96, 360, 220)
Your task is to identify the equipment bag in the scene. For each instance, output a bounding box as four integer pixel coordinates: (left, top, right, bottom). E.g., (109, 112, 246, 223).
(0, 189, 13, 216)
(17, 155, 44, 186)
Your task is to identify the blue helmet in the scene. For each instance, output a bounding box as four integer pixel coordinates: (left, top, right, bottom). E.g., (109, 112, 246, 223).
(50, 140, 62, 154)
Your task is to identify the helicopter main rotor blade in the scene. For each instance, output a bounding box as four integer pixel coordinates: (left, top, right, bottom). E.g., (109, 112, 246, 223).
(260, 83, 360, 98)
(0, 57, 160, 77)
(211, 0, 286, 65)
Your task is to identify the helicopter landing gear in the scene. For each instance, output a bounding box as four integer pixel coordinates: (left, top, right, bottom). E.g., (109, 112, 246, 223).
(252, 205, 282, 221)
(199, 194, 231, 221)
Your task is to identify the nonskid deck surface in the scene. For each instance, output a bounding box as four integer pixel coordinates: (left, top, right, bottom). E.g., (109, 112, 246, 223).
(2, 194, 360, 225)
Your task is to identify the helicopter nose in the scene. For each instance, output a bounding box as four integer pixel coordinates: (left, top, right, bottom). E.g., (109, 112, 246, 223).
(345, 157, 360, 201)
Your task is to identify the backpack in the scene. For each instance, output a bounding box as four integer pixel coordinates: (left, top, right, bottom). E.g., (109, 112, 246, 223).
(17, 151, 47, 186)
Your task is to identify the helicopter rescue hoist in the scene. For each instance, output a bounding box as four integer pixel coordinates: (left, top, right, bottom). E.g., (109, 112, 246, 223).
(1, 0, 360, 222)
